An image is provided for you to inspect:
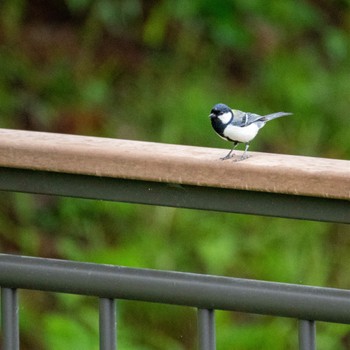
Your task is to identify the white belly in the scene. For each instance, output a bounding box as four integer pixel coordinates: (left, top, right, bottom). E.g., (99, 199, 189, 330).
(223, 123, 260, 143)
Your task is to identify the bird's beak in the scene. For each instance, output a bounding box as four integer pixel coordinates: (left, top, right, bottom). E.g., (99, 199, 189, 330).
(209, 113, 215, 119)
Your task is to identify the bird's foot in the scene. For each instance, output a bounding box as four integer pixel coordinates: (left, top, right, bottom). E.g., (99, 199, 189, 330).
(234, 154, 250, 162)
(220, 154, 234, 161)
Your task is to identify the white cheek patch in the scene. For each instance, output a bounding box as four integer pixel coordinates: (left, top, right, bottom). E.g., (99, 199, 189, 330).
(218, 112, 232, 125)
(223, 123, 260, 143)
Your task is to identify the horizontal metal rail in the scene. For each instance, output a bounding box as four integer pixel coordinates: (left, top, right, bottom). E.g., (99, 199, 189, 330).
(1, 254, 350, 324)
(0, 167, 349, 223)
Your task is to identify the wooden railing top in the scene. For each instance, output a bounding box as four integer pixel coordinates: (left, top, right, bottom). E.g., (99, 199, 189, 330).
(0, 128, 349, 200)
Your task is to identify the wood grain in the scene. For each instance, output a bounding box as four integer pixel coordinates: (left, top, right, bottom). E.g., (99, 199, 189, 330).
(0, 129, 349, 200)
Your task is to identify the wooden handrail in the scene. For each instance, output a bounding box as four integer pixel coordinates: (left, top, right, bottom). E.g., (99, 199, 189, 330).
(0, 128, 349, 200)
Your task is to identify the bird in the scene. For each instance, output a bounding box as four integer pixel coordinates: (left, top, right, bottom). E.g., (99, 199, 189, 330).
(209, 103, 292, 161)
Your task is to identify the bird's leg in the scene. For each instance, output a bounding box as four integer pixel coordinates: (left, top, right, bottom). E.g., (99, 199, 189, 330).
(221, 142, 238, 160)
(237, 143, 250, 161)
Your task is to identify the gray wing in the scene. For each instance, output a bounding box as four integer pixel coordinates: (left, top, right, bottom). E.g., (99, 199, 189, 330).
(231, 110, 264, 127)
(232, 109, 292, 126)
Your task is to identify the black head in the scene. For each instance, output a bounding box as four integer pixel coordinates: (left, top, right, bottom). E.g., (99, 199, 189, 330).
(209, 103, 231, 119)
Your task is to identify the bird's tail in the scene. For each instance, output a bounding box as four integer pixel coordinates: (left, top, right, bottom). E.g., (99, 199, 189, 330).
(262, 112, 292, 122)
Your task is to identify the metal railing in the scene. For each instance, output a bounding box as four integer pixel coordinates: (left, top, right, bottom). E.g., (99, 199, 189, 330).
(2, 254, 350, 350)
(0, 129, 349, 349)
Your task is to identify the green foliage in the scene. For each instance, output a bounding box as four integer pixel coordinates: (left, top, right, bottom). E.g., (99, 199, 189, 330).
(0, 0, 350, 349)
(43, 312, 98, 350)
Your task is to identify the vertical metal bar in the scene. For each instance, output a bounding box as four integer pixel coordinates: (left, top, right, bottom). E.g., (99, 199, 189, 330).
(198, 308, 216, 350)
(1, 287, 20, 350)
(299, 319, 316, 350)
(99, 298, 117, 350)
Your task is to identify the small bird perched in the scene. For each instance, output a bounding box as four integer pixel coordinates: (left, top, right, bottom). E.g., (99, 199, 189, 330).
(209, 103, 292, 161)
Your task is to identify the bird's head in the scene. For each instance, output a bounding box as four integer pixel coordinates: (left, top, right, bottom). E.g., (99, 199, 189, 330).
(209, 103, 232, 124)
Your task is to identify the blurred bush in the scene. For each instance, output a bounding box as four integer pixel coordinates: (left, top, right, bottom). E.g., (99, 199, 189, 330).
(0, 0, 349, 349)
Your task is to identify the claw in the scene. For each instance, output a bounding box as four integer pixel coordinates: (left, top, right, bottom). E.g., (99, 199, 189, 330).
(220, 154, 233, 161)
(220, 142, 238, 161)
